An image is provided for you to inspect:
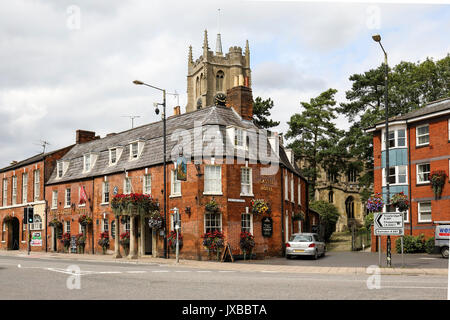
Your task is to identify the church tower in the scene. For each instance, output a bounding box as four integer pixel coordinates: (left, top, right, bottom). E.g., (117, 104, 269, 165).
(186, 30, 251, 112)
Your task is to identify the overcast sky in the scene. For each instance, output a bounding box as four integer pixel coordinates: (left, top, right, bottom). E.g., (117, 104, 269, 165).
(1, 0, 449, 168)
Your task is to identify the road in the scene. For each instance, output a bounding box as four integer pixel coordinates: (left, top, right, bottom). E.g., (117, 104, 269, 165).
(0, 255, 447, 300)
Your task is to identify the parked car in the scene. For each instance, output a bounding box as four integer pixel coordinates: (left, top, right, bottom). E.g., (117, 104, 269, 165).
(435, 225, 449, 259)
(285, 233, 326, 259)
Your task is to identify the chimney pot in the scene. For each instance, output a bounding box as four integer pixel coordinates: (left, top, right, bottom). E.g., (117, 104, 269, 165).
(76, 130, 97, 144)
(174, 106, 181, 116)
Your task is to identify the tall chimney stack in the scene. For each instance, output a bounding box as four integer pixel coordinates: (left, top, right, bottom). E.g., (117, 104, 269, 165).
(76, 130, 97, 144)
(225, 85, 253, 121)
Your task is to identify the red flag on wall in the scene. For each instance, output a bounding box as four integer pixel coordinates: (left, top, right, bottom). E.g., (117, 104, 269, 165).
(79, 186, 87, 204)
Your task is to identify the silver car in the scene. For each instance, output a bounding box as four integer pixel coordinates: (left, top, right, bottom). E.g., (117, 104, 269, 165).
(285, 233, 326, 260)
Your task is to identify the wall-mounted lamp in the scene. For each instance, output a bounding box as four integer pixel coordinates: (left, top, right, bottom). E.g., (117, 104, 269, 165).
(185, 206, 191, 216)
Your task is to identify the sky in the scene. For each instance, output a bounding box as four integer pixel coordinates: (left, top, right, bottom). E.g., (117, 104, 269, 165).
(0, 0, 449, 168)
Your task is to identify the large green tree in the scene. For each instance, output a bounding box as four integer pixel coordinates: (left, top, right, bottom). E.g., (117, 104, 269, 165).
(338, 54, 450, 201)
(286, 89, 347, 197)
(252, 97, 280, 129)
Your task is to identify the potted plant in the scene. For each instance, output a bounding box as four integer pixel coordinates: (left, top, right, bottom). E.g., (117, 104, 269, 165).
(78, 214, 92, 227)
(391, 192, 409, 212)
(98, 231, 110, 254)
(205, 199, 220, 214)
(111, 193, 159, 216)
(430, 170, 447, 199)
(119, 231, 130, 256)
(201, 230, 225, 261)
(60, 232, 71, 253)
(240, 231, 255, 260)
(148, 213, 163, 230)
(75, 233, 86, 254)
(367, 193, 384, 212)
(168, 230, 183, 252)
(250, 199, 271, 217)
(292, 211, 305, 221)
(48, 218, 62, 228)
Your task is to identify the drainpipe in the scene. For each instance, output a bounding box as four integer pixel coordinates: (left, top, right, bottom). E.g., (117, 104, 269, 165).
(92, 178, 95, 254)
(407, 122, 413, 235)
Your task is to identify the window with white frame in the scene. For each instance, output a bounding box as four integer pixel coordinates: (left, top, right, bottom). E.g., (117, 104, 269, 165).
(130, 142, 139, 159)
(382, 127, 407, 150)
(418, 202, 432, 222)
(290, 176, 294, 202)
(416, 124, 429, 146)
(143, 174, 151, 195)
(31, 215, 42, 231)
(22, 173, 27, 204)
(240, 168, 252, 196)
(34, 170, 40, 201)
(284, 174, 288, 200)
(110, 148, 117, 165)
(204, 165, 221, 195)
(417, 163, 430, 184)
(57, 162, 63, 178)
(65, 220, 71, 234)
(83, 154, 91, 172)
(65, 188, 71, 207)
(103, 219, 109, 233)
(12, 176, 17, 205)
(22, 220, 26, 241)
(102, 181, 109, 203)
(383, 166, 408, 185)
(204, 213, 222, 233)
(235, 128, 244, 147)
(124, 177, 132, 194)
(171, 170, 181, 196)
(298, 182, 301, 204)
(241, 213, 253, 233)
(2, 178, 7, 206)
(52, 190, 58, 209)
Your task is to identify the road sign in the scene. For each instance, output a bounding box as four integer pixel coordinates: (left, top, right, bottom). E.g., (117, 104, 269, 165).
(374, 212, 404, 236)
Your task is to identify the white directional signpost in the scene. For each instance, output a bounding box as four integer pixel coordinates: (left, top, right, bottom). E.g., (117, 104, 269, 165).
(374, 212, 405, 267)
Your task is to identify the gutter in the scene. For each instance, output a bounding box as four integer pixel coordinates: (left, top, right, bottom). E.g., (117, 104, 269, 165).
(408, 124, 413, 235)
(280, 166, 285, 256)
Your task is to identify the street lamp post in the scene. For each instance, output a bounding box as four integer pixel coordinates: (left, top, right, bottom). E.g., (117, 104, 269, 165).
(372, 34, 391, 267)
(133, 80, 168, 259)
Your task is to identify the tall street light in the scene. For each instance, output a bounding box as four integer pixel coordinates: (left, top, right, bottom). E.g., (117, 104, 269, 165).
(133, 80, 168, 259)
(372, 34, 391, 267)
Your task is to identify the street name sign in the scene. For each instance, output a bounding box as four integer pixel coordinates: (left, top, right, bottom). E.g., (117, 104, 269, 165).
(374, 212, 404, 236)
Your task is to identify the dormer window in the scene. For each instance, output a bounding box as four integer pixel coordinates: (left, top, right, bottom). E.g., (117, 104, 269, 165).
(84, 154, 91, 172)
(235, 128, 244, 147)
(129, 140, 144, 160)
(57, 162, 63, 178)
(110, 148, 117, 164)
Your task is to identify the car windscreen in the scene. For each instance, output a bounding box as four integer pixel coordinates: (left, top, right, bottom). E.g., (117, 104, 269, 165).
(289, 235, 312, 242)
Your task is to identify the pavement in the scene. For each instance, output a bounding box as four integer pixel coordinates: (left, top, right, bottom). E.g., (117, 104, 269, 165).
(1, 249, 448, 276)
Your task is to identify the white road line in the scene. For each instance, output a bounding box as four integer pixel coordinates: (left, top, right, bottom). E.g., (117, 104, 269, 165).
(218, 270, 236, 273)
(381, 286, 447, 290)
(126, 271, 146, 274)
(98, 271, 122, 274)
(197, 270, 212, 272)
(175, 271, 190, 273)
(152, 270, 169, 272)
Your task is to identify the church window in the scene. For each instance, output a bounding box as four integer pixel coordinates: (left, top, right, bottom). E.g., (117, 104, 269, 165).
(216, 70, 224, 92)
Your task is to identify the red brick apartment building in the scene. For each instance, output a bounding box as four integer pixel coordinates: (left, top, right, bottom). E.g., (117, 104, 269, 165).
(0, 146, 73, 251)
(366, 98, 450, 252)
(42, 85, 318, 260)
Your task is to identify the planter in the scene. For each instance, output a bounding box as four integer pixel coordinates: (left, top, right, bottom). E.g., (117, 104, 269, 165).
(102, 247, 107, 255)
(243, 249, 252, 261)
(77, 245, 85, 254)
(122, 246, 130, 256)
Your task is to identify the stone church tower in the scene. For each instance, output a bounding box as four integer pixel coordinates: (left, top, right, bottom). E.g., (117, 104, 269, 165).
(186, 30, 251, 112)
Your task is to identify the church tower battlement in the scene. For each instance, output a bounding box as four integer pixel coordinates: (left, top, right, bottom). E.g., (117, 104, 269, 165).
(186, 30, 251, 113)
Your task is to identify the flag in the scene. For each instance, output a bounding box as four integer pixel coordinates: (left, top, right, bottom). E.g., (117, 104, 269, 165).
(79, 186, 87, 204)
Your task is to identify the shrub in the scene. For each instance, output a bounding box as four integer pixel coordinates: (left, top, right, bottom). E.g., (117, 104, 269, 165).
(364, 212, 374, 230)
(425, 237, 436, 254)
(395, 234, 425, 253)
(310, 200, 340, 242)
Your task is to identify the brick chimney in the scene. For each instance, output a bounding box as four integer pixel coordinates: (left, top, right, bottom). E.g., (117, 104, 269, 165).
(173, 106, 181, 116)
(76, 130, 97, 144)
(226, 84, 253, 121)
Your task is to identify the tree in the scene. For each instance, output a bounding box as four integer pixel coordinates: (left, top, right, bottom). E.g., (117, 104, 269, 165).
(285, 89, 347, 198)
(310, 200, 340, 242)
(252, 97, 280, 129)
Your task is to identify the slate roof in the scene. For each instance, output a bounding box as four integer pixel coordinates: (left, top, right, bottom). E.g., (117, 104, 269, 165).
(367, 98, 450, 130)
(47, 105, 304, 185)
(0, 146, 74, 173)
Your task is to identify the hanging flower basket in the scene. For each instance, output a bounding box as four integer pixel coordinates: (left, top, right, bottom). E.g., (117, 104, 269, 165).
(111, 193, 160, 217)
(148, 215, 163, 230)
(391, 192, 409, 212)
(205, 199, 220, 214)
(430, 170, 447, 199)
(60, 232, 71, 252)
(78, 214, 93, 226)
(201, 230, 225, 261)
(168, 231, 183, 251)
(367, 193, 384, 212)
(98, 231, 110, 254)
(250, 199, 271, 217)
(240, 231, 255, 260)
(292, 212, 305, 221)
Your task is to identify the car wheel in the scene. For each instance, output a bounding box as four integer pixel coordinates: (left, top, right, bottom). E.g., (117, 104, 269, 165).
(441, 246, 449, 259)
(313, 250, 318, 260)
(322, 249, 326, 257)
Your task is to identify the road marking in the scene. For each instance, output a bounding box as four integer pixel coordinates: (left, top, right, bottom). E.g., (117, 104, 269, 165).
(419, 258, 438, 260)
(152, 270, 169, 273)
(126, 271, 147, 274)
(381, 286, 447, 290)
(197, 270, 212, 273)
(175, 271, 190, 273)
(98, 271, 122, 274)
(218, 271, 236, 273)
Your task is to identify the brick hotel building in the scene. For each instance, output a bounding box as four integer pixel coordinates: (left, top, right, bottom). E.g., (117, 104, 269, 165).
(366, 98, 450, 252)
